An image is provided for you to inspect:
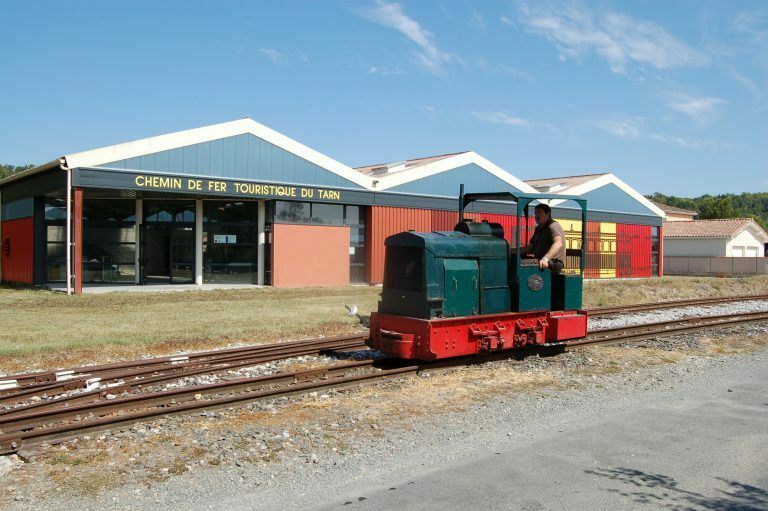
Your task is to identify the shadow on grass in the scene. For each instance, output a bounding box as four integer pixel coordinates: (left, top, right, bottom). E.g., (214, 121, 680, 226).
(586, 466, 768, 510)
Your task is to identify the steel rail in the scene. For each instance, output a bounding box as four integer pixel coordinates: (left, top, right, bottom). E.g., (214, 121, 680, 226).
(586, 293, 768, 317)
(0, 337, 368, 415)
(0, 334, 369, 403)
(0, 333, 369, 391)
(2, 310, 767, 455)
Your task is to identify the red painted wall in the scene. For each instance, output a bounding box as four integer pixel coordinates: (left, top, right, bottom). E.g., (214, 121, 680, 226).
(272, 223, 350, 288)
(1, 217, 34, 284)
(616, 223, 652, 278)
(366, 206, 658, 284)
(366, 206, 535, 285)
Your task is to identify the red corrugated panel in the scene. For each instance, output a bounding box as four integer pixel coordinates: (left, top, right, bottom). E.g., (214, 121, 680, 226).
(1, 217, 34, 284)
(366, 207, 533, 284)
(430, 210, 456, 231)
(616, 223, 633, 278)
(634, 225, 652, 277)
(616, 223, 653, 278)
(366, 206, 433, 284)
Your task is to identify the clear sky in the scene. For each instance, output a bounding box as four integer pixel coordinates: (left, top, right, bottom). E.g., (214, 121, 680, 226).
(1, 0, 766, 196)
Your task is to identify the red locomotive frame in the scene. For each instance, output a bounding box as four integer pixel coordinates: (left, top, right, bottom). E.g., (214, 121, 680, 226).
(368, 309, 587, 361)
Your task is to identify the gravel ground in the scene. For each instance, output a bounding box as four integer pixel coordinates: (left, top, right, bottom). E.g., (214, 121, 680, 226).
(2, 304, 768, 510)
(8, 336, 765, 511)
(587, 299, 768, 330)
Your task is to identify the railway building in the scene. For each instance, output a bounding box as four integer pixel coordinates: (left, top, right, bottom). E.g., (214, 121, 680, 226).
(0, 118, 664, 293)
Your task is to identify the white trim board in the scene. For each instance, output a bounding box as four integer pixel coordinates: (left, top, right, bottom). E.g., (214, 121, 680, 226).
(63, 118, 373, 189)
(548, 173, 666, 218)
(372, 151, 539, 194)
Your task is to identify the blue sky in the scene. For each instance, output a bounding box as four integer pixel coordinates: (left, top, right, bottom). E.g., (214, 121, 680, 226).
(1, 1, 766, 196)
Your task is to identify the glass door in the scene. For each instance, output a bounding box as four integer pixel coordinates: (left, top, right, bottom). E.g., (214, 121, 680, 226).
(170, 226, 194, 283)
(142, 200, 196, 285)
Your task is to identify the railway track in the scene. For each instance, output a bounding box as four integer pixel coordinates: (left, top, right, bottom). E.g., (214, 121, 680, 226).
(0, 333, 368, 405)
(1, 308, 767, 455)
(586, 293, 768, 317)
(3, 292, 764, 401)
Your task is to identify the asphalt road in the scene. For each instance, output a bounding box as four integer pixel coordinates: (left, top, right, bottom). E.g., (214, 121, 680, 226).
(313, 362, 768, 511)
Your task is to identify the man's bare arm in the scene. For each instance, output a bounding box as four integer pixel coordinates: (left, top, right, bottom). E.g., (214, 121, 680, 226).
(539, 235, 563, 269)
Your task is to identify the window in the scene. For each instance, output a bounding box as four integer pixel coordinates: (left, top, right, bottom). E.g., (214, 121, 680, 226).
(384, 247, 422, 292)
(44, 198, 67, 282)
(82, 199, 136, 283)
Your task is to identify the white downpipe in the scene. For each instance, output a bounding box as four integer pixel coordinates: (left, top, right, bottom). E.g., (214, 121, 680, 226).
(60, 159, 72, 295)
(257, 200, 266, 285)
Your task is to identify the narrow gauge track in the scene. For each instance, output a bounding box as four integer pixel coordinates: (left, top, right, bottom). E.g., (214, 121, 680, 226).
(1, 293, 765, 409)
(586, 293, 768, 317)
(2, 309, 767, 456)
(0, 334, 367, 405)
(3, 292, 765, 399)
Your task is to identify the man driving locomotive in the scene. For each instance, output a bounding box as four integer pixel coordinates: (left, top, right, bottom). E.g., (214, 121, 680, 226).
(519, 203, 566, 274)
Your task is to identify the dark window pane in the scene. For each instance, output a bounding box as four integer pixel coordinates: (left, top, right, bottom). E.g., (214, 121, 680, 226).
(384, 246, 423, 292)
(46, 225, 66, 243)
(311, 203, 343, 225)
(275, 201, 310, 223)
(45, 199, 67, 221)
(144, 201, 195, 223)
(345, 206, 361, 225)
(204, 201, 258, 223)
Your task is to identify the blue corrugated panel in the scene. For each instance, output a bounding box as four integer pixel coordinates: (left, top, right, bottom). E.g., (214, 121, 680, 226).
(580, 183, 658, 216)
(386, 163, 525, 197)
(1, 197, 34, 220)
(97, 134, 364, 189)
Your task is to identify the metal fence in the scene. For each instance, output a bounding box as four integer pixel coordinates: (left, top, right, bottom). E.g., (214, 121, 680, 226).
(663, 256, 768, 276)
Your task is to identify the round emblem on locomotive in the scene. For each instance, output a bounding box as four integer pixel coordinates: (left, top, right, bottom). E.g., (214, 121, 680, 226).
(527, 274, 544, 291)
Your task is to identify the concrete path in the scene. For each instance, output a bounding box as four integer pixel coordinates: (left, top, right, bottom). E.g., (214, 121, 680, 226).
(313, 363, 768, 510)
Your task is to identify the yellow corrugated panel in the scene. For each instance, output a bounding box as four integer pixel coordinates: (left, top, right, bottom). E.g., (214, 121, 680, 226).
(598, 223, 617, 254)
(600, 268, 617, 278)
(555, 218, 582, 232)
(554, 218, 583, 250)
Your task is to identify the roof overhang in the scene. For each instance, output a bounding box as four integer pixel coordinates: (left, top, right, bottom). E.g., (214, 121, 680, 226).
(0, 159, 62, 187)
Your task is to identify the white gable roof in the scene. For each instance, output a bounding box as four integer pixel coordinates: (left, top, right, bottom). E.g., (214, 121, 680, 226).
(542, 173, 665, 218)
(370, 151, 539, 194)
(64, 118, 374, 189)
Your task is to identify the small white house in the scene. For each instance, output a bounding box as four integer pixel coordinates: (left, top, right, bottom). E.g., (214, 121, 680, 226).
(664, 218, 768, 257)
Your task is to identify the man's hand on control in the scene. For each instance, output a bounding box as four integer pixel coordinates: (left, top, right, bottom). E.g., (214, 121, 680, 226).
(539, 257, 549, 270)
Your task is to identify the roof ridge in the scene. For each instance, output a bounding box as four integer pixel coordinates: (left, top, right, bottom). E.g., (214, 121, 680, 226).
(354, 150, 470, 170)
(524, 172, 610, 182)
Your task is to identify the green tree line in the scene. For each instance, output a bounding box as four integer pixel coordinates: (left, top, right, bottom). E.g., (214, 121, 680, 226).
(0, 163, 36, 180)
(648, 192, 768, 230)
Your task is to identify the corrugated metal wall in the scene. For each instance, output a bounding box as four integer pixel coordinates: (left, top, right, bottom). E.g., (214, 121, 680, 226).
(367, 206, 658, 284)
(101, 133, 365, 189)
(1, 217, 34, 284)
(617, 224, 653, 278)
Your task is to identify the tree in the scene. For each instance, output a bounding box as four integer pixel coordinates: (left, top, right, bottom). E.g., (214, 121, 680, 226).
(648, 192, 768, 231)
(0, 163, 36, 180)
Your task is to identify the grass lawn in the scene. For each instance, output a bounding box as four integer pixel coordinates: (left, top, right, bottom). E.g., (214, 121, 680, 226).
(1, 275, 767, 372)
